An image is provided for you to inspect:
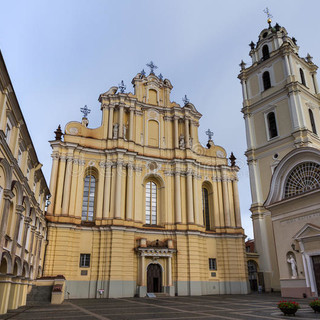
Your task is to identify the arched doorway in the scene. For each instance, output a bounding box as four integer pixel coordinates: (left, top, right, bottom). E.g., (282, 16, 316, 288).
(247, 260, 259, 291)
(147, 263, 162, 293)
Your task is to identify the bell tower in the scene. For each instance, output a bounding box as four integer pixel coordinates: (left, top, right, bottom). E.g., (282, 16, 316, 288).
(239, 18, 320, 292)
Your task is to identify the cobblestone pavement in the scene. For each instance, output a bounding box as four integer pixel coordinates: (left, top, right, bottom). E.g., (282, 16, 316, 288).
(1, 293, 319, 320)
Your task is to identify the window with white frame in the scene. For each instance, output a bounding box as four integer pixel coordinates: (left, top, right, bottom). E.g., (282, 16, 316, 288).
(81, 175, 96, 222)
(209, 258, 217, 270)
(79, 254, 90, 267)
(5, 119, 12, 144)
(145, 181, 157, 225)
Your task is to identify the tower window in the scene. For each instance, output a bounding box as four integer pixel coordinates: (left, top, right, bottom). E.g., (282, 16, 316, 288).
(81, 175, 96, 222)
(145, 181, 157, 225)
(300, 68, 306, 86)
(267, 112, 278, 139)
(202, 187, 210, 231)
(309, 109, 317, 134)
(262, 45, 270, 61)
(262, 71, 271, 90)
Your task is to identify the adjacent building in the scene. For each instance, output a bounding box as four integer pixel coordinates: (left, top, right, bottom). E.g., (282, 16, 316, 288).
(44, 68, 249, 298)
(239, 20, 320, 297)
(0, 51, 50, 314)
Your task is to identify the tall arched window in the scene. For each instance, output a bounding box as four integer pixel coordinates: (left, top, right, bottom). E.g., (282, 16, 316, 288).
(81, 175, 96, 221)
(300, 68, 306, 86)
(309, 109, 317, 134)
(202, 187, 210, 231)
(145, 181, 157, 225)
(262, 71, 271, 90)
(267, 112, 278, 139)
(262, 45, 270, 60)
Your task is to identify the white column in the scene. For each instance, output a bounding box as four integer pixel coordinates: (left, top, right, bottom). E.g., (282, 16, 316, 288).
(185, 118, 190, 148)
(312, 74, 319, 94)
(103, 163, 111, 219)
(167, 256, 172, 286)
(140, 254, 145, 286)
(174, 116, 179, 148)
(61, 156, 73, 215)
(0, 88, 8, 131)
(108, 107, 114, 139)
(244, 113, 256, 150)
(186, 171, 194, 223)
(174, 172, 181, 223)
(129, 108, 134, 141)
(119, 105, 124, 139)
(232, 178, 241, 227)
(47, 154, 59, 215)
(284, 55, 291, 77)
(126, 164, 133, 220)
(222, 173, 231, 227)
(193, 175, 199, 225)
(248, 160, 262, 205)
(114, 162, 122, 219)
(241, 80, 248, 100)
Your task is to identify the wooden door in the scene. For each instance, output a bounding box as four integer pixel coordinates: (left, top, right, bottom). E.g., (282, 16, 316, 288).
(312, 255, 320, 294)
(147, 264, 162, 293)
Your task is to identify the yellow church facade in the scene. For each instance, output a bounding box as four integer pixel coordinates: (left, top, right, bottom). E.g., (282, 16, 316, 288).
(44, 68, 249, 298)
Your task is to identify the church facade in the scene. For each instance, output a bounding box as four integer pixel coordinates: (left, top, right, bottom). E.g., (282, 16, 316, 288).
(44, 68, 248, 298)
(239, 20, 320, 297)
(0, 51, 49, 314)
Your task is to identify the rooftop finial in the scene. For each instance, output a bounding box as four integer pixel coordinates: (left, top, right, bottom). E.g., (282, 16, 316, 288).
(146, 61, 158, 74)
(118, 80, 126, 93)
(263, 7, 273, 27)
(205, 129, 213, 141)
(80, 105, 91, 118)
(182, 95, 189, 105)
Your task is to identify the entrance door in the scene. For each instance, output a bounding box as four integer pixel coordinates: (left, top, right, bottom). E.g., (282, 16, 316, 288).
(147, 264, 162, 293)
(312, 255, 320, 294)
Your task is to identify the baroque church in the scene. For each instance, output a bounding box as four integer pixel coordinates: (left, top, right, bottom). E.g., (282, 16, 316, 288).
(43, 64, 248, 299)
(239, 18, 320, 297)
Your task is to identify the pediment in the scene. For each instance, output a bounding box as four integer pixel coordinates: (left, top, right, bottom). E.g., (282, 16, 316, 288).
(293, 223, 320, 240)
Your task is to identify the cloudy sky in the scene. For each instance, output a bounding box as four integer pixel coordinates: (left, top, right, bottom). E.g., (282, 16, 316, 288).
(1, 0, 319, 238)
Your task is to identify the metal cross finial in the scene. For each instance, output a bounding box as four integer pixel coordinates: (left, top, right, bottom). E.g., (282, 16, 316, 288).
(80, 105, 91, 118)
(146, 61, 158, 74)
(158, 73, 163, 80)
(141, 69, 146, 77)
(263, 7, 273, 19)
(205, 129, 213, 140)
(118, 80, 126, 93)
(182, 95, 189, 105)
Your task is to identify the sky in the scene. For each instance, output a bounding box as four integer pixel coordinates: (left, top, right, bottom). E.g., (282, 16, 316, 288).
(1, 0, 320, 239)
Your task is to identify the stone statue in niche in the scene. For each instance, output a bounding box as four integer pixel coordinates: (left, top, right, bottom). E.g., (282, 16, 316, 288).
(179, 134, 185, 149)
(123, 124, 127, 141)
(113, 124, 119, 139)
(287, 254, 298, 278)
(189, 137, 193, 148)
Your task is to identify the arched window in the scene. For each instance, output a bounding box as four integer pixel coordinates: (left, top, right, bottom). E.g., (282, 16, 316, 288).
(267, 112, 278, 139)
(300, 68, 306, 86)
(81, 175, 96, 221)
(145, 181, 157, 225)
(262, 45, 270, 60)
(284, 162, 320, 198)
(262, 71, 271, 90)
(202, 187, 210, 231)
(309, 109, 317, 134)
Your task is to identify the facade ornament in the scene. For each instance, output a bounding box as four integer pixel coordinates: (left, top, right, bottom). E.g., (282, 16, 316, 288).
(113, 124, 119, 139)
(80, 105, 91, 118)
(179, 135, 185, 149)
(182, 95, 189, 105)
(123, 124, 127, 140)
(54, 125, 63, 141)
(229, 152, 236, 167)
(287, 254, 298, 278)
(146, 61, 158, 75)
(189, 137, 193, 148)
(118, 80, 126, 93)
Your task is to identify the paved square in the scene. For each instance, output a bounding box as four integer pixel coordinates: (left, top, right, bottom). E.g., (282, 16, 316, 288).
(1, 294, 319, 320)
